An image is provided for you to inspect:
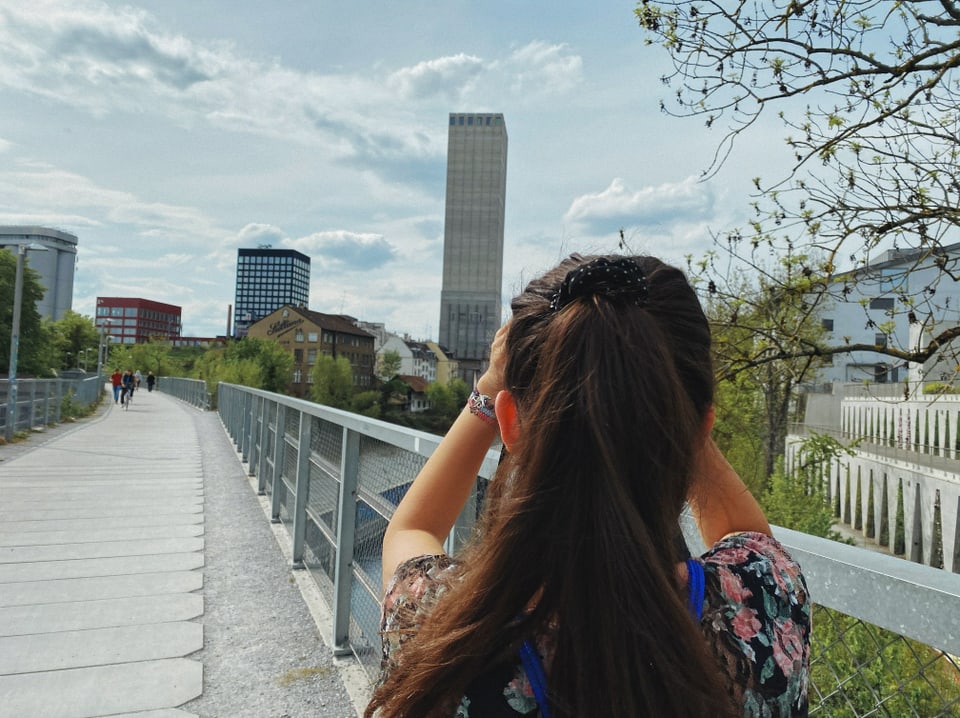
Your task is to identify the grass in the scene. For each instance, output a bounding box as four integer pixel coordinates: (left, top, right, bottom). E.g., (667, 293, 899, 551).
(276, 665, 333, 687)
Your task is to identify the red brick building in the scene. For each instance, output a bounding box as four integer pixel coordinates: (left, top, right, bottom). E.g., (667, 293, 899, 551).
(95, 297, 182, 344)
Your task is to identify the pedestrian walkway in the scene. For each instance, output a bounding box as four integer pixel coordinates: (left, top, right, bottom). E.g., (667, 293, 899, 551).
(0, 389, 359, 718)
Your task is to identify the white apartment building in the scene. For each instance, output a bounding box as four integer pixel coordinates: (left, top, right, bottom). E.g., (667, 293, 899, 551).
(819, 244, 960, 384)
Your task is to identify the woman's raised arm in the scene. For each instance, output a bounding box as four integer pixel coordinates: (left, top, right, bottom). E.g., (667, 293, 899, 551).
(687, 436, 771, 547)
(380, 325, 508, 589)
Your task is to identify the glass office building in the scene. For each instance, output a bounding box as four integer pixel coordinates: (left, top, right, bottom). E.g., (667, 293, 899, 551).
(233, 248, 311, 338)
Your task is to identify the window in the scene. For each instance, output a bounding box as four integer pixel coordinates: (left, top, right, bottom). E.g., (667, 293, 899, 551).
(874, 333, 888, 348)
(821, 319, 834, 332)
(869, 297, 895, 311)
(294, 349, 304, 363)
(295, 330, 304, 342)
(292, 369, 302, 383)
(307, 348, 317, 365)
(308, 332, 318, 342)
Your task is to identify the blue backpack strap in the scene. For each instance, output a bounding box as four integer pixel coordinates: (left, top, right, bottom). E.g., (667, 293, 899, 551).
(685, 558, 705, 621)
(519, 640, 551, 718)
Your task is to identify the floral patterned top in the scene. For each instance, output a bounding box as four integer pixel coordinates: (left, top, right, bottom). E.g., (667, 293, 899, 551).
(378, 531, 810, 717)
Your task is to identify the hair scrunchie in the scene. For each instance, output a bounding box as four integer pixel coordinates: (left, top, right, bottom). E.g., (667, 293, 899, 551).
(548, 257, 649, 312)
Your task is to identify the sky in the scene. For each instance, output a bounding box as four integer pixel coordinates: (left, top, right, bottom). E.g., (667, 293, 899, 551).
(0, 1, 787, 339)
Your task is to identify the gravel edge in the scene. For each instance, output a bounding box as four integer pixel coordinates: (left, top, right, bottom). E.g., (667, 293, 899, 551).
(182, 408, 363, 718)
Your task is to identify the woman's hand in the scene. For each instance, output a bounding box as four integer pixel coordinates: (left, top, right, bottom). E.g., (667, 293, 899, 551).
(476, 322, 509, 397)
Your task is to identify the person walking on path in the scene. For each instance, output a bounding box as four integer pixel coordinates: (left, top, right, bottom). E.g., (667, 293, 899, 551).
(146, 371, 156, 392)
(110, 369, 123, 403)
(368, 254, 810, 718)
(134, 369, 143, 389)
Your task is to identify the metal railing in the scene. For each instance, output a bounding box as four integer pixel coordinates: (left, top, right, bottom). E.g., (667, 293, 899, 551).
(157, 377, 212, 410)
(213, 383, 960, 716)
(0, 375, 103, 438)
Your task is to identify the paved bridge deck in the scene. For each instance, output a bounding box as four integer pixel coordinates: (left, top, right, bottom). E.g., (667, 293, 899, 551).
(0, 390, 360, 718)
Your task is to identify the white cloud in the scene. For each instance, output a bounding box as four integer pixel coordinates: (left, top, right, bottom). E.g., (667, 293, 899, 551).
(288, 230, 395, 270)
(501, 41, 583, 97)
(236, 223, 287, 248)
(0, 160, 228, 241)
(564, 177, 715, 234)
(388, 54, 484, 100)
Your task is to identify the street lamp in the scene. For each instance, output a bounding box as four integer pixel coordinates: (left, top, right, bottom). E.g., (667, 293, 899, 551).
(96, 318, 112, 391)
(5, 242, 48, 442)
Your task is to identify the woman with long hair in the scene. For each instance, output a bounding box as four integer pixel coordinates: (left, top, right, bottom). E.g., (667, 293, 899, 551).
(366, 254, 810, 717)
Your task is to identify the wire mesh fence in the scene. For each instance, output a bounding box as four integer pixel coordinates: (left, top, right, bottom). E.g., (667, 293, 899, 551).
(810, 606, 960, 717)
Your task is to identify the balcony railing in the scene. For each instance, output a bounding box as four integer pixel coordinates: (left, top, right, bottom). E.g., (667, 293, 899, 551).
(215, 383, 960, 716)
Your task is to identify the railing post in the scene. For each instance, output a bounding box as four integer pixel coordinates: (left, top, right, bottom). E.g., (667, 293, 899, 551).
(271, 404, 287, 521)
(240, 392, 252, 462)
(53, 379, 62, 424)
(332, 427, 360, 655)
(291, 411, 312, 568)
(247, 395, 261, 476)
(257, 399, 272, 494)
(28, 380, 38, 429)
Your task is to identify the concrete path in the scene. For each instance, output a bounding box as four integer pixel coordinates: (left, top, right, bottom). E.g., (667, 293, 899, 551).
(0, 389, 360, 718)
(0, 392, 204, 718)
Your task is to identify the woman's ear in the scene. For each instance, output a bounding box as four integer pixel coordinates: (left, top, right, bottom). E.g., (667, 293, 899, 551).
(702, 405, 716, 438)
(495, 390, 520, 450)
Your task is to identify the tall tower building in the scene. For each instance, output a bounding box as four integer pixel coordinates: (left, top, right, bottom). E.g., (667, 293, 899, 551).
(439, 113, 508, 381)
(233, 247, 310, 337)
(0, 226, 77, 320)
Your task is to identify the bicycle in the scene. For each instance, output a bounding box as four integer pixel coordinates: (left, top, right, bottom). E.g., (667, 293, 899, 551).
(121, 385, 134, 410)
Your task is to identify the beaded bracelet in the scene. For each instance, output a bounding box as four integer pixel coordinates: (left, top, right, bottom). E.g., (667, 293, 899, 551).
(467, 387, 498, 427)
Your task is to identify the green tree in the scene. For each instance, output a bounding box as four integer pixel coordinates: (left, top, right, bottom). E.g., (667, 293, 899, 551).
(0, 250, 48, 376)
(760, 433, 852, 540)
(701, 250, 827, 483)
(351, 390, 382, 418)
(49, 311, 99, 371)
(377, 349, 402, 382)
(425, 381, 457, 419)
(447, 377, 471, 409)
(311, 354, 354, 409)
(128, 340, 177, 379)
(191, 337, 293, 394)
(637, 0, 960, 372)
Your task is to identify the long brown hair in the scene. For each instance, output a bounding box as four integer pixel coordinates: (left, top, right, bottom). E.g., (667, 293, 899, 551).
(366, 255, 734, 717)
